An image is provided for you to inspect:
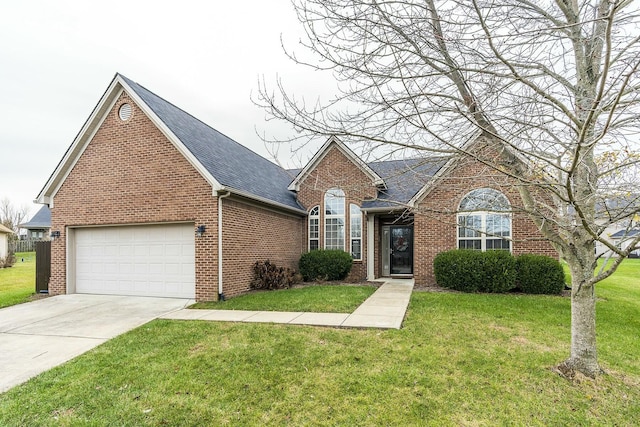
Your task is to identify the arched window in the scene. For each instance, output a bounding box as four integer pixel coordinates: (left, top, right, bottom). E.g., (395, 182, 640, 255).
(458, 188, 511, 251)
(309, 206, 320, 251)
(350, 204, 362, 260)
(325, 188, 345, 250)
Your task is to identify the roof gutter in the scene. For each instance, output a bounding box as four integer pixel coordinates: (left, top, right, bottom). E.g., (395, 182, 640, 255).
(361, 205, 412, 214)
(221, 186, 307, 215)
(217, 191, 231, 300)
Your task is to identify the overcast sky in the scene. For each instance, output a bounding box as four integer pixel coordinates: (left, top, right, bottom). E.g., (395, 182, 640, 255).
(0, 0, 338, 218)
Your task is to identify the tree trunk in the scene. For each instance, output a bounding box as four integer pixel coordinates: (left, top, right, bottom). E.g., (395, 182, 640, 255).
(562, 263, 602, 378)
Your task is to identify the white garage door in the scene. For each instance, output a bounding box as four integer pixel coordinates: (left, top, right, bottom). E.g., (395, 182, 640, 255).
(75, 223, 195, 298)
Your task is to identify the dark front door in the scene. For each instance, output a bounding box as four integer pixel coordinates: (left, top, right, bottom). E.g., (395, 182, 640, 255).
(390, 226, 413, 275)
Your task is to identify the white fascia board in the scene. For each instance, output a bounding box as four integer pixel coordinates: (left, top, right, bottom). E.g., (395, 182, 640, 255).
(407, 155, 458, 208)
(36, 79, 125, 206)
(406, 133, 484, 208)
(288, 136, 385, 191)
(407, 131, 535, 207)
(118, 76, 223, 192)
(332, 138, 386, 188)
(220, 186, 307, 215)
(361, 206, 409, 213)
(36, 75, 223, 206)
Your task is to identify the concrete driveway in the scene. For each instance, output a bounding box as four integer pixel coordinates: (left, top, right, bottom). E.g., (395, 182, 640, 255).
(0, 294, 192, 393)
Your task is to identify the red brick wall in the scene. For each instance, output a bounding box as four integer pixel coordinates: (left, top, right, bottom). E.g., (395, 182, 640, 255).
(49, 92, 219, 301)
(413, 150, 558, 285)
(220, 198, 305, 297)
(296, 145, 378, 281)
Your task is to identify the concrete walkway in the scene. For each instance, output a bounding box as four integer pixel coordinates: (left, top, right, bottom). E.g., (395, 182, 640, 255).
(160, 279, 415, 329)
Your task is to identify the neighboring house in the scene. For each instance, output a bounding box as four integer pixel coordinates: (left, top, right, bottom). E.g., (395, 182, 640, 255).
(35, 74, 556, 301)
(0, 224, 14, 260)
(594, 207, 639, 258)
(19, 205, 51, 240)
(609, 229, 640, 258)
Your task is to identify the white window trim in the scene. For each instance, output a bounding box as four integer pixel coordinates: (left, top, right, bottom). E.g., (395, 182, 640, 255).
(457, 211, 512, 251)
(309, 205, 320, 251)
(457, 188, 512, 252)
(324, 188, 345, 251)
(350, 203, 362, 260)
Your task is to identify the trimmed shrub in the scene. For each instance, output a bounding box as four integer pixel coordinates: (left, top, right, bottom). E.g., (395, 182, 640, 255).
(479, 250, 517, 293)
(434, 249, 516, 293)
(516, 254, 565, 294)
(250, 260, 298, 290)
(299, 249, 353, 281)
(434, 250, 483, 292)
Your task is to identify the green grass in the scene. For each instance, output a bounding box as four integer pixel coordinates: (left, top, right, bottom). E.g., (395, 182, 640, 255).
(0, 252, 36, 308)
(191, 285, 377, 313)
(0, 260, 638, 425)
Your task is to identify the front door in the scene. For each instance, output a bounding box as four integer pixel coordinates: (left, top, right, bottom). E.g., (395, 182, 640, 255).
(382, 226, 414, 275)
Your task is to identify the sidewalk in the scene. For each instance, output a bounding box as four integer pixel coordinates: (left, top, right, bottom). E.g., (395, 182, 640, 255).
(159, 279, 415, 329)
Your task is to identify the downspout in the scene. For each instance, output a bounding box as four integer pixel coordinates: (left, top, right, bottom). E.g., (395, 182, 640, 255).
(217, 191, 231, 300)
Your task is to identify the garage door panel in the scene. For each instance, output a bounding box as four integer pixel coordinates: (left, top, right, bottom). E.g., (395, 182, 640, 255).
(75, 224, 195, 298)
(165, 263, 180, 275)
(182, 244, 195, 257)
(104, 245, 118, 256)
(133, 245, 149, 257)
(133, 263, 149, 275)
(119, 263, 133, 274)
(118, 245, 133, 256)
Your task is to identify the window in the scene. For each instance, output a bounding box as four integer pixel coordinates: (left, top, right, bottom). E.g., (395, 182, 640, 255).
(309, 206, 320, 251)
(458, 188, 511, 251)
(325, 188, 345, 250)
(350, 204, 362, 260)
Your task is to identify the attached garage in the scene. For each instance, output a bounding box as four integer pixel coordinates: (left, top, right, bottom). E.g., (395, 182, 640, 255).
(73, 223, 195, 298)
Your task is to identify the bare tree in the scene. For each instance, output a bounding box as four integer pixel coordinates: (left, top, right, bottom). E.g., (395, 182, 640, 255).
(0, 197, 30, 236)
(257, 0, 640, 378)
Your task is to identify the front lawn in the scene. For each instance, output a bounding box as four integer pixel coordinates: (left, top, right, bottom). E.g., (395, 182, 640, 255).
(0, 252, 35, 308)
(191, 284, 377, 312)
(0, 260, 638, 425)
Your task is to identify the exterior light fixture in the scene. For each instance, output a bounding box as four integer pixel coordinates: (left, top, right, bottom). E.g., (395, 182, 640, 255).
(195, 225, 206, 237)
(50, 231, 61, 240)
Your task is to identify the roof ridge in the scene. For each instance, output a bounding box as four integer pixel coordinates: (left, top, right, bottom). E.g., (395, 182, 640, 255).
(119, 74, 284, 171)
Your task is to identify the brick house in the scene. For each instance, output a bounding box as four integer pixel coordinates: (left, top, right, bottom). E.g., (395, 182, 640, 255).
(36, 74, 556, 301)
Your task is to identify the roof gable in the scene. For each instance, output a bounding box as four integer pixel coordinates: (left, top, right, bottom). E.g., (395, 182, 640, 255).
(37, 74, 303, 213)
(121, 76, 303, 212)
(407, 135, 500, 207)
(288, 136, 385, 192)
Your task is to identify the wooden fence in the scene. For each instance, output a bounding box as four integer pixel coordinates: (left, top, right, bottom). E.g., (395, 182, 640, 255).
(10, 239, 47, 253)
(35, 241, 51, 293)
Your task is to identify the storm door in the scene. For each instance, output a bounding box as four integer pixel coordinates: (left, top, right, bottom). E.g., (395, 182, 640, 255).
(381, 225, 414, 276)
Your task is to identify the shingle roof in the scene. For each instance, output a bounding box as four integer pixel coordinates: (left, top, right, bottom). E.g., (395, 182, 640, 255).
(363, 158, 447, 209)
(289, 158, 445, 210)
(610, 229, 640, 239)
(120, 75, 303, 212)
(121, 75, 446, 213)
(19, 206, 51, 229)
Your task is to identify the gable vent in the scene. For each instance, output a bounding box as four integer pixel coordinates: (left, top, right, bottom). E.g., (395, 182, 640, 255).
(118, 103, 132, 121)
